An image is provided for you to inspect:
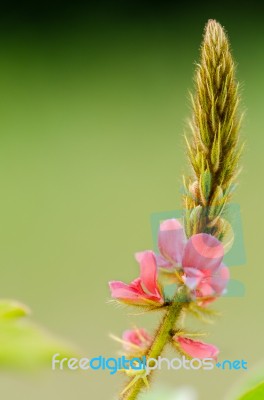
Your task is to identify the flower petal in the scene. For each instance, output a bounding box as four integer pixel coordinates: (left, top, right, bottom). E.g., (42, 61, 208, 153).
(155, 254, 173, 269)
(174, 336, 219, 360)
(183, 267, 204, 290)
(122, 328, 151, 349)
(158, 219, 186, 266)
(208, 263, 230, 294)
(196, 282, 215, 298)
(182, 233, 224, 273)
(135, 251, 159, 295)
(109, 280, 143, 301)
(194, 281, 217, 306)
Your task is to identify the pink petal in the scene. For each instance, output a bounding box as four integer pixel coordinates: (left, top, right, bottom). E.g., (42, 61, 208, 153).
(129, 278, 146, 293)
(192, 264, 230, 306)
(109, 280, 143, 301)
(158, 219, 186, 266)
(135, 251, 159, 295)
(155, 254, 173, 269)
(196, 282, 215, 298)
(122, 328, 151, 350)
(174, 336, 219, 360)
(194, 282, 217, 306)
(109, 252, 164, 306)
(182, 233, 224, 273)
(208, 263, 230, 295)
(183, 267, 204, 290)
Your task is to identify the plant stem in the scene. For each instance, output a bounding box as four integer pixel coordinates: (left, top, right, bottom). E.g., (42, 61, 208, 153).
(121, 292, 187, 400)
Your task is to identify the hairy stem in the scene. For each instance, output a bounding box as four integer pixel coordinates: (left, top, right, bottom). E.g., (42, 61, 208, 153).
(121, 292, 187, 400)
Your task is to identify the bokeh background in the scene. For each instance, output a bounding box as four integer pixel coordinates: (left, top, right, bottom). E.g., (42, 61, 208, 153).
(0, 1, 263, 399)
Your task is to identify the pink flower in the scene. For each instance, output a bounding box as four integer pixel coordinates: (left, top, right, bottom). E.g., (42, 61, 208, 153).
(122, 328, 152, 353)
(157, 219, 229, 304)
(173, 335, 219, 360)
(157, 219, 187, 269)
(109, 251, 164, 306)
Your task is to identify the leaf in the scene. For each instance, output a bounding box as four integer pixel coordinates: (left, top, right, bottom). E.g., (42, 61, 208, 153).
(199, 169, 212, 205)
(238, 381, 264, 400)
(189, 205, 202, 234)
(0, 300, 30, 319)
(210, 127, 221, 172)
(0, 300, 76, 369)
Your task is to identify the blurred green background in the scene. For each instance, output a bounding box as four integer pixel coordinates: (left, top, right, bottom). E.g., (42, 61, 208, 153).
(0, 1, 263, 399)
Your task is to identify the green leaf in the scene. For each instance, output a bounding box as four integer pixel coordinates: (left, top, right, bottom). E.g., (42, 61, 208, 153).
(189, 205, 202, 234)
(238, 381, 264, 400)
(0, 300, 76, 369)
(199, 169, 212, 205)
(0, 300, 30, 319)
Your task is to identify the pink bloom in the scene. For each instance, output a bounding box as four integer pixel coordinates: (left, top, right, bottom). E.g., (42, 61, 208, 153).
(157, 219, 187, 269)
(109, 251, 164, 306)
(157, 219, 229, 304)
(122, 328, 152, 352)
(173, 335, 219, 360)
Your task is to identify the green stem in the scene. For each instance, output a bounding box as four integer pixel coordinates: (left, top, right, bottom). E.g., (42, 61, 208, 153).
(121, 291, 187, 400)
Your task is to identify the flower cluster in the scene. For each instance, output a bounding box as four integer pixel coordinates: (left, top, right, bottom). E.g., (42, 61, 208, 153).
(109, 218, 229, 364)
(109, 218, 229, 308)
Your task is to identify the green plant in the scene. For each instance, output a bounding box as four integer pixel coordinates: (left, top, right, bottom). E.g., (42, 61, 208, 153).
(108, 19, 243, 400)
